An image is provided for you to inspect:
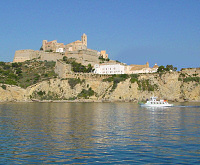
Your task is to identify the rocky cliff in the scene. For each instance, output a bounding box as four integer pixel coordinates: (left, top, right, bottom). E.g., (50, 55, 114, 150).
(0, 69, 200, 102)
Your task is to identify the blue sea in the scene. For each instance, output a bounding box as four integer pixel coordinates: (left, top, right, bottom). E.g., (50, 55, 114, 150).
(0, 102, 200, 164)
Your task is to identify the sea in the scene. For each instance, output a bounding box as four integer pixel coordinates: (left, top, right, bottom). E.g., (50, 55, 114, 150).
(0, 102, 200, 164)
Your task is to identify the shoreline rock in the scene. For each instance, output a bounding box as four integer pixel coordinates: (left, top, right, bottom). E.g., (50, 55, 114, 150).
(1, 69, 200, 103)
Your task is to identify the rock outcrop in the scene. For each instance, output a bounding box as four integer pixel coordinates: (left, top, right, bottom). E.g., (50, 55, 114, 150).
(0, 69, 200, 102)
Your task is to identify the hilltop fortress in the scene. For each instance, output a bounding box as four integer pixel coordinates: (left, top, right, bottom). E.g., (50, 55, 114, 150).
(13, 33, 108, 66)
(13, 33, 158, 76)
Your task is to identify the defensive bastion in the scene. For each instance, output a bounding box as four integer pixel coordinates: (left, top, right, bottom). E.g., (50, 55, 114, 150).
(13, 34, 108, 66)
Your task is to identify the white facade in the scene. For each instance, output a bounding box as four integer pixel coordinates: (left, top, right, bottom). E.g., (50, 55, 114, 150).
(94, 64, 125, 74)
(56, 48, 64, 53)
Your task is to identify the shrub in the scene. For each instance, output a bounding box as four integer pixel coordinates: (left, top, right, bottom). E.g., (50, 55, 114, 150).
(3, 65, 10, 70)
(45, 49, 53, 52)
(103, 74, 129, 92)
(130, 74, 139, 83)
(78, 87, 94, 99)
(1, 85, 6, 90)
(5, 79, 17, 85)
(12, 62, 22, 68)
(137, 79, 158, 91)
(37, 91, 46, 96)
(63, 56, 67, 61)
(68, 78, 85, 89)
(44, 61, 56, 67)
(183, 76, 200, 83)
(0, 62, 5, 66)
(67, 97, 76, 100)
(179, 73, 186, 77)
(178, 78, 182, 81)
(16, 68, 22, 75)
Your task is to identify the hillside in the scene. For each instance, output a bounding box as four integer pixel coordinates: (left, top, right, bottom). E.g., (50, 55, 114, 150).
(0, 60, 57, 88)
(0, 60, 200, 102)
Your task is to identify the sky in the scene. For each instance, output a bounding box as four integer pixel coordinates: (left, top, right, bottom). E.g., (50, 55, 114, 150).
(0, 0, 200, 69)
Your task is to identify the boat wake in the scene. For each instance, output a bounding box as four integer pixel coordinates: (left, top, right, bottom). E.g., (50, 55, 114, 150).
(173, 105, 200, 108)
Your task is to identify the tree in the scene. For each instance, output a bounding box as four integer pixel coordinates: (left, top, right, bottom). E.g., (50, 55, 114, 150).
(157, 65, 165, 72)
(157, 65, 177, 73)
(173, 67, 177, 71)
(87, 64, 93, 72)
(63, 56, 67, 61)
(166, 65, 173, 71)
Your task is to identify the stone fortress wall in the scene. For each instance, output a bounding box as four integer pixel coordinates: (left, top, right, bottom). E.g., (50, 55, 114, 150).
(180, 68, 200, 76)
(13, 50, 63, 62)
(66, 49, 99, 66)
(13, 50, 38, 62)
(55, 60, 72, 78)
(13, 34, 108, 66)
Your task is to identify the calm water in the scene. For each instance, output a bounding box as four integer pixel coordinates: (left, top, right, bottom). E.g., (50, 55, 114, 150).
(0, 102, 200, 164)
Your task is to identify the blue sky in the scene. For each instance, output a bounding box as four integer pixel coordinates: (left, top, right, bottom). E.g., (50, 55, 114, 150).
(0, 0, 200, 69)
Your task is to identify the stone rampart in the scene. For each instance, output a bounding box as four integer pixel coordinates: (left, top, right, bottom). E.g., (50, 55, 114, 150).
(13, 50, 64, 62)
(13, 50, 38, 62)
(180, 68, 200, 76)
(39, 52, 63, 61)
(66, 49, 99, 66)
(55, 60, 72, 78)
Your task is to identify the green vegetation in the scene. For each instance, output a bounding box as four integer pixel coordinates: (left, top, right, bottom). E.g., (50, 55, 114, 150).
(103, 74, 158, 92)
(31, 91, 61, 100)
(157, 65, 177, 73)
(1, 84, 6, 90)
(67, 97, 77, 100)
(45, 49, 53, 52)
(130, 74, 139, 83)
(137, 79, 158, 91)
(63, 56, 93, 73)
(0, 60, 57, 88)
(178, 72, 200, 83)
(103, 74, 129, 92)
(98, 56, 110, 63)
(67, 78, 85, 89)
(77, 87, 95, 99)
(183, 76, 200, 83)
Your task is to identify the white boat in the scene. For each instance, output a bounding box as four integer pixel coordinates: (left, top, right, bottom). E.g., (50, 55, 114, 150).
(140, 97, 173, 107)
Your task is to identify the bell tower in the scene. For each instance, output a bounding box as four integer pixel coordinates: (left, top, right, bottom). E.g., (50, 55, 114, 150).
(81, 33, 87, 47)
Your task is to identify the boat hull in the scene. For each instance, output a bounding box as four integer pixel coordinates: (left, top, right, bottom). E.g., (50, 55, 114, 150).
(140, 104, 173, 107)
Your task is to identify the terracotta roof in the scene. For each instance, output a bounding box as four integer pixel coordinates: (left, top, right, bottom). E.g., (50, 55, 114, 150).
(153, 64, 159, 68)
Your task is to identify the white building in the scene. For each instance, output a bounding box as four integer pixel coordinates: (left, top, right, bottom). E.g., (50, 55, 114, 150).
(56, 48, 64, 53)
(94, 64, 125, 74)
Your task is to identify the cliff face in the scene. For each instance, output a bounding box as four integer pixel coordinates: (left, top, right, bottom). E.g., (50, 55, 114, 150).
(0, 70, 200, 102)
(0, 85, 27, 102)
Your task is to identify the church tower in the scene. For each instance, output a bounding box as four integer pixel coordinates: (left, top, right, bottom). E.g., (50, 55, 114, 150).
(81, 33, 87, 47)
(146, 62, 149, 68)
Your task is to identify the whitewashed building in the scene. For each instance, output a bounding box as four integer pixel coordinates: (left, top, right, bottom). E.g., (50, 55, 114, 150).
(56, 48, 64, 53)
(94, 64, 125, 74)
